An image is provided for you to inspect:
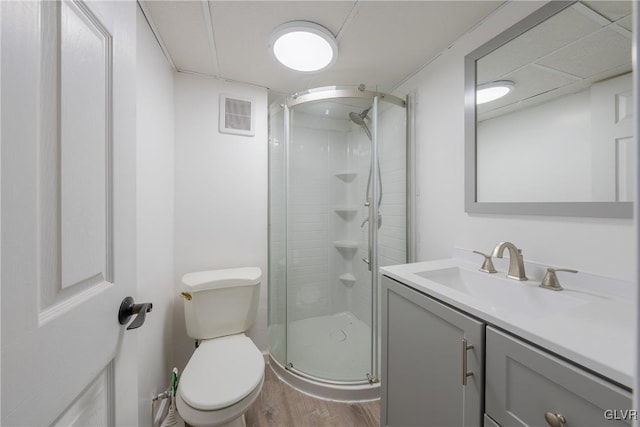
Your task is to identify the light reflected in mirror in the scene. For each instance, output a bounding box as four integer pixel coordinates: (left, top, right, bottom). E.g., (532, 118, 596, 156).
(475, 1, 634, 204)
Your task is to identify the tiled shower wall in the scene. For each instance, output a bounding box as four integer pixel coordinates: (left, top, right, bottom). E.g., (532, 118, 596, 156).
(288, 113, 350, 322)
(273, 104, 406, 327)
(377, 106, 408, 269)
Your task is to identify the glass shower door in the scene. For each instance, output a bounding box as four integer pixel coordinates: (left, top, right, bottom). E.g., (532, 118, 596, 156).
(369, 97, 408, 380)
(268, 86, 408, 393)
(284, 98, 374, 383)
(268, 103, 287, 367)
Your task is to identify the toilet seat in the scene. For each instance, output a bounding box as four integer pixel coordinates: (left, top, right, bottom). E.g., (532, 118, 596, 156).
(176, 374, 264, 427)
(179, 334, 264, 411)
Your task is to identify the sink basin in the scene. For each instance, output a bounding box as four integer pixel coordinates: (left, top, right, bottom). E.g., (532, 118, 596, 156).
(415, 266, 588, 317)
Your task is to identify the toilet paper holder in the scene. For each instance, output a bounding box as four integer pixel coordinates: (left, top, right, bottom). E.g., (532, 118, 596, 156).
(118, 296, 153, 330)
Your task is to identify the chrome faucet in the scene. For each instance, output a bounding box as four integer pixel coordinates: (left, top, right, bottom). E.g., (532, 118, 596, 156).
(492, 242, 528, 281)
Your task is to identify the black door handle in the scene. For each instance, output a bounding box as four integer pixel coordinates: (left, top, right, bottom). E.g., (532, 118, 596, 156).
(118, 296, 153, 330)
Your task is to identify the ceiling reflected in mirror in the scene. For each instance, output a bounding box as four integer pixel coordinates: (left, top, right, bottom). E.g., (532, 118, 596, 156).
(477, 1, 632, 122)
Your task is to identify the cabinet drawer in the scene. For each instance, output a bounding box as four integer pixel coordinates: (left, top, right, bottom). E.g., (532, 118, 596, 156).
(486, 327, 632, 427)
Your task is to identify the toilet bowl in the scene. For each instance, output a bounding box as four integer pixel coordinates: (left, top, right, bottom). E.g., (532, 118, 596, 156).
(176, 268, 264, 427)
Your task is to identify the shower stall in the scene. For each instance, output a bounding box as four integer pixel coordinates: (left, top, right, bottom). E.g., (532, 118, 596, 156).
(268, 86, 409, 400)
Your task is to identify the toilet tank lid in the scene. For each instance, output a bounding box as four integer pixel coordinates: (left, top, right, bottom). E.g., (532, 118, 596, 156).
(181, 267, 262, 292)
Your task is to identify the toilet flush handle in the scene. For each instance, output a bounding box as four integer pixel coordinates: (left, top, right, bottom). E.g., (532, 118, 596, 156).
(118, 296, 153, 330)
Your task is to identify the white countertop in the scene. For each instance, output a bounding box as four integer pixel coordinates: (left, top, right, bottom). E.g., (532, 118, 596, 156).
(380, 252, 635, 389)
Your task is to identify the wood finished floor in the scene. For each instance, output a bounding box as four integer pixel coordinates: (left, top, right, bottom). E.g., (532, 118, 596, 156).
(244, 365, 380, 427)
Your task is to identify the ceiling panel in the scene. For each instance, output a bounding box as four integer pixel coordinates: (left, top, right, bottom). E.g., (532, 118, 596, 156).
(477, 4, 603, 83)
(307, 1, 503, 93)
(209, 1, 354, 94)
(537, 26, 631, 78)
(143, 1, 218, 75)
(478, 1, 632, 118)
(616, 15, 633, 32)
(582, 0, 632, 21)
(141, 0, 504, 97)
(478, 64, 578, 115)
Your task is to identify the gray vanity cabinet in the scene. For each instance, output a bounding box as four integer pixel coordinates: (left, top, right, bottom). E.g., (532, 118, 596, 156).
(381, 276, 484, 427)
(485, 327, 633, 427)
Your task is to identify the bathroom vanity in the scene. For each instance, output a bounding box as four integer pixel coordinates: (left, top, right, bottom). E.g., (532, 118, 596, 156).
(380, 253, 634, 427)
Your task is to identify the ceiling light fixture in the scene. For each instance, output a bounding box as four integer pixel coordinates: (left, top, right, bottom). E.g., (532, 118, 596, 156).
(270, 21, 338, 72)
(476, 81, 515, 104)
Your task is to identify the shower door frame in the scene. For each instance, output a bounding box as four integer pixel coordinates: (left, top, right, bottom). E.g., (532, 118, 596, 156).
(280, 87, 408, 387)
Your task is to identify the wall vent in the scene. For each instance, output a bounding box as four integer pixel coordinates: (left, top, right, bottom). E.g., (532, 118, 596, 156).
(219, 94, 254, 137)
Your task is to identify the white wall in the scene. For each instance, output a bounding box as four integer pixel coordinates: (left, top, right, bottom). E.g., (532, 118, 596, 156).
(136, 7, 175, 426)
(397, 1, 635, 281)
(173, 73, 268, 372)
(477, 89, 592, 202)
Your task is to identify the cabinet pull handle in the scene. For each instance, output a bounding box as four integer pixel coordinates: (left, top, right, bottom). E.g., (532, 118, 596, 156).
(544, 412, 567, 427)
(462, 339, 474, 386)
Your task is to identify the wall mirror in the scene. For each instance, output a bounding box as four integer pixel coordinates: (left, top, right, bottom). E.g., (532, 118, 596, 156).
(465, 0, 634, 217)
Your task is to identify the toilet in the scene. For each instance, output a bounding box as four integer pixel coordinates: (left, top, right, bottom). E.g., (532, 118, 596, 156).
(176, 267, 264, 427)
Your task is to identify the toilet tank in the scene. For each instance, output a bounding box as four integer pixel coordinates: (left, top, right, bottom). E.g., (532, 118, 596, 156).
(181, 267, 261, 340)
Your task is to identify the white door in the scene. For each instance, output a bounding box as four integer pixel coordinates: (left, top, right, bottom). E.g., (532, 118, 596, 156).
(2, 1, 139, 425)
(591, 73, 635, 202)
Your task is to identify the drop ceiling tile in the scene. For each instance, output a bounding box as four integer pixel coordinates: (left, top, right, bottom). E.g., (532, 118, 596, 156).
(616, 15, 633, 32)
(143, 1, 217, 75)
(537, 27, 631, 79)
(477, 5, 603, 83)
(144, 1, 503, 96)
(209, 1, 355, 89)
(582, 0, 631, 22)
(478, 64, 578, 114)
(211, 0, 501, 95)
(320, 1, 502, 93)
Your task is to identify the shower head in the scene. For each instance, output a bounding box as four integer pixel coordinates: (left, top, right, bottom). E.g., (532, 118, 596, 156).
(349, 107, 372, 140)
(349, 107, 371, 125)
(349, 111, 366, 126)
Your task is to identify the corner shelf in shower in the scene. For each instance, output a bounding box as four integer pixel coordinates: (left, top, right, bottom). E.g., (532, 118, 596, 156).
(334, 172, 357, 183)
(334, 207, 358, 218)
(339, 273, 356, 287)
(333, 240, 359, 250)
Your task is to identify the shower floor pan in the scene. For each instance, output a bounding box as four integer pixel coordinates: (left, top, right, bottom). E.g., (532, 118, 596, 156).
(270, 311, 379, 402)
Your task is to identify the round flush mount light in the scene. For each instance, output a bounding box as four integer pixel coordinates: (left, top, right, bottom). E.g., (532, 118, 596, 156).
(476, 81, 515, 104)
(270, 21, 338, 72)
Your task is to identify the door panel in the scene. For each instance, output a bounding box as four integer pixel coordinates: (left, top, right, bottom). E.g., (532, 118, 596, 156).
(50, 364, 114, 427)
(1, 1, 137, 425)
(40, 0, 113, 316)
(59, 0, 110, 292)
(591, 73, 634, 201)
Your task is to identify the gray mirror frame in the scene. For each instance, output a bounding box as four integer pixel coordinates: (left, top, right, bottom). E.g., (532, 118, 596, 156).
(464, 0, 633, 218)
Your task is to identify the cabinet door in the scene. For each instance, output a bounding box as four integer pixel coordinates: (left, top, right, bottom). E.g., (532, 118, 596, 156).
(381, 276, 484, 427)
(486, 327, 633, 427)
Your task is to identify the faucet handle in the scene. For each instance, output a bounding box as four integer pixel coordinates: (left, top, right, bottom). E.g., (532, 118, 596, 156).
(540, 268, 578, 291)
(472, 250, 497, 273)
